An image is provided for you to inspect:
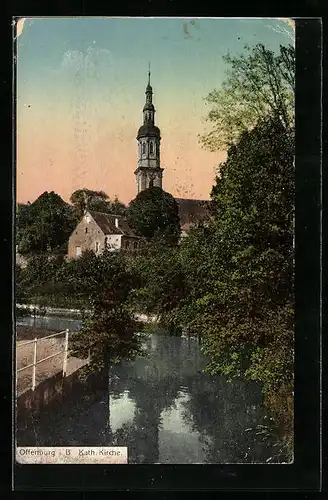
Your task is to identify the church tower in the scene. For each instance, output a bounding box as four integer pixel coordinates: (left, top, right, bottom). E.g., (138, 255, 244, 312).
(135, 68, 163, 194)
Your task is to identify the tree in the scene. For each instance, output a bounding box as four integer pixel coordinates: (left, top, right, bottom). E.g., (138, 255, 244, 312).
(70, 189, 110, 219)
(70, 189, 127, 219)
(200, 43, 295, 151)
(66, 251, 143, 376)
(16, 191, 76, 255)
(128, 242, 187, 331)
(127, 187, 181, 245)
(111, 195, 127, 217)
(177, 116, 294, 453)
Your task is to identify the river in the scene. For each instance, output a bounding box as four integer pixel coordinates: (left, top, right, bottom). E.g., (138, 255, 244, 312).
(16, 315, 283, 464)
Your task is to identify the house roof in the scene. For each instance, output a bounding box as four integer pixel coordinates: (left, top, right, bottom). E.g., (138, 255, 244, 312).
(88, 211, 139, 237)
(175, 198, 211, 229)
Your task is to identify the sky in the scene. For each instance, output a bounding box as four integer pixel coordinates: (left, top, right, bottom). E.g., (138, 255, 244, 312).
(15, 17, 294, 205)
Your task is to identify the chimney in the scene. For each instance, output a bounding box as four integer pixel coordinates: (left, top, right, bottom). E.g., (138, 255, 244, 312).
(115, 218, 119, 228)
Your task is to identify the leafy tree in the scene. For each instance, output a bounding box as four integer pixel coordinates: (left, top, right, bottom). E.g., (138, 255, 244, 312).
(111, 195, 127, 217)
(15, 253, 69, 306)
(65, 251, 144, 376)
(128, 242, 187, 331)
(70, 189, 110, 219)
(176, 116, 294, 451)
(16, 203, 31, 244)
(70, 189, 127, 219)
(127, 187, 181, 245)
(200, 43, 295, 150)
(16, 192, 76, 255)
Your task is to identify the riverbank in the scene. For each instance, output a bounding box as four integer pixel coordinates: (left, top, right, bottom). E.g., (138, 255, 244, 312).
(16, 303, 159, 324)
(17, 303, 85, 319)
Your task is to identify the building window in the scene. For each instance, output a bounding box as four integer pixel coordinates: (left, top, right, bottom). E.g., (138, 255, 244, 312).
(85, 227, 88, 234)
(142, 143, 146, 155)
(76, 246, 81, 257)
(149, 141, 153, 154)
(149, 178, 154, 188)
(95, 242, 99, 253)
(104, 236, 108, 249)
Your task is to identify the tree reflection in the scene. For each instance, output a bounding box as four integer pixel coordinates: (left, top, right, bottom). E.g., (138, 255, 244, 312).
(180, 374, 275, 463)
(110, 370, 181, 463)
(18, 334, 279, 463)
(107, 335, 277, 464)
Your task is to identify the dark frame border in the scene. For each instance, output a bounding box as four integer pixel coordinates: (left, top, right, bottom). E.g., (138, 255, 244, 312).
(7, 16, 322, 492)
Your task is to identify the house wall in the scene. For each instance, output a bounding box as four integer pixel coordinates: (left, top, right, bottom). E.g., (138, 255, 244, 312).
(106, 234, 122, 251)
(121, 236, 143, 252)
(68, 214, 106, 259)
(68, 213, 143, 259)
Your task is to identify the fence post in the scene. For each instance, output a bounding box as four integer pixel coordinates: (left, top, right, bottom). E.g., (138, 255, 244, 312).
(32, 337, 37, 391)
(62, 329, 69, 377)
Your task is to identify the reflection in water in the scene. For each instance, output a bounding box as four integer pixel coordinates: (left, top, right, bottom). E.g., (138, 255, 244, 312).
(17, 329, 282, 463)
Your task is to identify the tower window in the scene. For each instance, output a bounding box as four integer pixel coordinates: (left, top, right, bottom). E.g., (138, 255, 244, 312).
(142, 143, 146, 155)
(150, 142, 153, 154)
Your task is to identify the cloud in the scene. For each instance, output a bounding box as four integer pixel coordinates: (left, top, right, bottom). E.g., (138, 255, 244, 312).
(60, 46, 113, 73)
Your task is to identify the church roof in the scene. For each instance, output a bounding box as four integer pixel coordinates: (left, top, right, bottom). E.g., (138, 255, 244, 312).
(137, 123, 161, 139)
(89, 211, 139, 237)
(175, 198, 211, 229)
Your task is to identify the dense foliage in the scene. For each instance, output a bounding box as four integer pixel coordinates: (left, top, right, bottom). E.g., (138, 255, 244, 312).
(127, 187, 181, 245)
(127, 242, 187, 334)
(16, 192, 77, 255)
(70, 189, 127, 219)
(63, 251, 143, 376)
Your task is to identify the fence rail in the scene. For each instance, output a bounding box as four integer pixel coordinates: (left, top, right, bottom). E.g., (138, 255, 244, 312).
(16, 329, 71, 391)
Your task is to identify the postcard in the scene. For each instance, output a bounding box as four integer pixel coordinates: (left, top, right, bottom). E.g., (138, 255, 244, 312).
(14, 17, 296, 467)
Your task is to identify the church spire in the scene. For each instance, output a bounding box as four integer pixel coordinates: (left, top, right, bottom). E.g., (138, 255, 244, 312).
(145, 64, 153, 102)
(135, 69, 163, 194)
(144, 65, 154, 122)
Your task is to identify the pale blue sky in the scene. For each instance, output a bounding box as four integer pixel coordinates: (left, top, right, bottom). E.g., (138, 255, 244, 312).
(16, 18, 294, 204)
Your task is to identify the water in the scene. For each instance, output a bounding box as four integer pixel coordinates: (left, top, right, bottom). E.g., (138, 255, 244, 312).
(17, 315, 83, 331)
(16, 316, 281, 464)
